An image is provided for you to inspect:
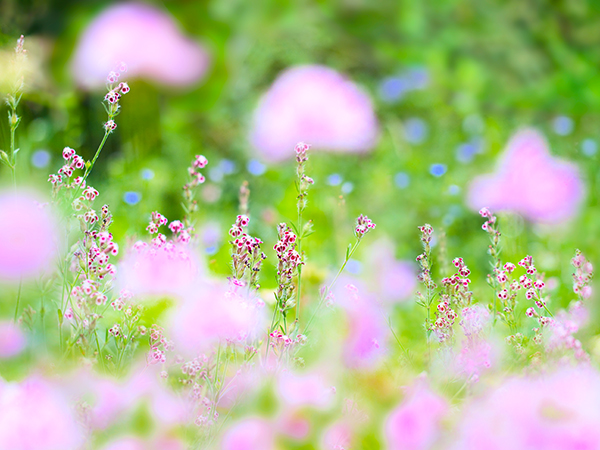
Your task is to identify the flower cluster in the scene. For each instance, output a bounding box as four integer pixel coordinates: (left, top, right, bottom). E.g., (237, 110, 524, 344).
(147, 325, 173, 365)
(456, 305, 492, 381)
(416, 224, 436, 302)
(102, 63, 129, 132)
(274, 223, 303, 314)
(441, 257, 473, 302)
(430, 296, 458, 343)
(229, 215, 266, 289)
(146, 211, 168, 234)
(354, 214, 376, 240)
(181, 154, 208, 229)
(572, 249, 594, 299)
(269, 329, 307, 350)
(48, 147, 86, 193)
(295, 142, 314, 213)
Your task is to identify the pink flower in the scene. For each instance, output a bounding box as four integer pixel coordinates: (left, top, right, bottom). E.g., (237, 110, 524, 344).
(101, 436, 184, 450)
(250, 65, 379, 161)
(385, 384, 448, 450)
(170, 281, 265, 355)
(222, 417, 275, 450)
(334, 282, 388, 368)
(0, 191, 59, 280)
(365, 239, 417, 303)
(0, 377, 84, 450)
(119, 241, 201, 300)
(277, 370, 335, 410)
(468, 129, 584, 223)
(321, 420, 353, 450)
(0, 321, 26, 358)
(70, 2, 210, 88)
(452, 367, 600, 450)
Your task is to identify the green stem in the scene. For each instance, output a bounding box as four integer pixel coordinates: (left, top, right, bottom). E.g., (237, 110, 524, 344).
(14, 280, 22, 321)
(74, 130, 110, 198)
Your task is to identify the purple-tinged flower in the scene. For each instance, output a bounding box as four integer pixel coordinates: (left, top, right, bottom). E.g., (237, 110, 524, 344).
(250, 65, 379, 161)
(468, 129, 584, 223)
(222, 417, 275, 450)
(0, 191, 59, 281)
(0, 321, 26, 358)
(384, 383, 448, 450)
(70, 2, 210, 88)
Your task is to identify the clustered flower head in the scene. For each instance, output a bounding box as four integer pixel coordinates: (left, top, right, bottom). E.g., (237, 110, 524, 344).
(229, 214, 266, 289)
(295, 142, 314, 216)
(572, 249, 593, 299)
(355, 215, 376, 240)
(102, 64, 130, 132)
(48, 146, 87, 192)
(147, 325, 173, 365)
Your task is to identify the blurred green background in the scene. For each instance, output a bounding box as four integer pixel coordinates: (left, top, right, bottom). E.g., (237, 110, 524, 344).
(1, 0, 599, 317)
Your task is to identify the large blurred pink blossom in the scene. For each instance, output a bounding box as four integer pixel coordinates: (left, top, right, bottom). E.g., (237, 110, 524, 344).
(170, 281, 265, 355)
(452, 367, 600, 450)
(119, 241, 201, 300)
(222, 417, 275, 450)
(0, 191, 58, 281)
(454, 305, 493, 380)
(335, 282, 388, 368)
(385, 383, 448, 450)
(277, 370, 335, 410)
(0, 321, 26, 358)
(468, 129, 584, 223)
(101, 436, 184, 450)
(365, 239, 416, 303)
(0, 377, 84, 450)
(71, 2, 210, 88)
(250, 65, 379, 161)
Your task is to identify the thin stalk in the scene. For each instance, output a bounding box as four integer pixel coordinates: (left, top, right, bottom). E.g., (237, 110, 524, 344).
(13, 280, 22, 321)
(74, 130, 110, 198)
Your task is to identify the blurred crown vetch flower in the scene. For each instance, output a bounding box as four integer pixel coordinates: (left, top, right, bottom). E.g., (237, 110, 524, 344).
(0, 191, 59, 281)
(70, 2, 210, 88)
(250, 65, 379, 161)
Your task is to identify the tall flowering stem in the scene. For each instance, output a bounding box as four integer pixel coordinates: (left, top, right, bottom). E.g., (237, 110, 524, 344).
(182, 154, 208, 231)
(294, 142, 314, 325)
(479, 207, 503, 323)
(416, 224, 436, 346)
(0, 36, 26, 186)
(229, 214, 266, 291)
(77, 65, 129, 195)
(303, 215, 376, 336)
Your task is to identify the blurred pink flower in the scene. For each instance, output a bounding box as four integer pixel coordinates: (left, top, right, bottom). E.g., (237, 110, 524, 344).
(453, 367, 600, 450)
(321, 420, 353, 450)
(0, 377, 84, 450)
(384, 384, 448, 450)
(101, 436, 184, 450)
(222, 417, 275, 450)
(250, 65, 379, 161)
(277, 370, 335, 410)
(365, 239, 416, 304)
(454, 305, 493, 380)
(71, 2, 210, 88)
(277, 411, 311, 440)
(468, 129, 584, 223)
(335, 282, 388, 368)
(0, 321, 26, 358)
(170, 281, 265, 355)
(0, 191, 58, 281)
(119, 241, 201, 300)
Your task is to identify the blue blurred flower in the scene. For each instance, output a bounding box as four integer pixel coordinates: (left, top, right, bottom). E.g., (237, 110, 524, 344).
(141, 169, 154, 180)
(247, 159, 266, 176)
(31, 150, 51, 168)
(553, 116, 574, 136)
(327, 173, 342, 186)
(582, 139, 597, 157)
(404, 118, 428, 144)
(394, 172, 410, 189)
(123, 191, 141, 205)
(430, 164, 447, 177)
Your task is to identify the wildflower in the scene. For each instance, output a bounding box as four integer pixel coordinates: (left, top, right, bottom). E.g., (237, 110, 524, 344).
(250, 65, 378, 161)
(355, 214, 376, 239)
(71, 3, 209, 88)
(468, 128, 584, 223)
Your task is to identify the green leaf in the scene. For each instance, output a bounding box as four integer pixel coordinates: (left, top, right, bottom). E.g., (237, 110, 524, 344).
(57, 309, 63, 326)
